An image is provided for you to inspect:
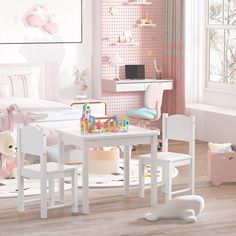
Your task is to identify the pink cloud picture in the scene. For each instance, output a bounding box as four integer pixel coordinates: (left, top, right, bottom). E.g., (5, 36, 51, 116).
(25, 5, 59, 35)
(0, 0, 82, 44)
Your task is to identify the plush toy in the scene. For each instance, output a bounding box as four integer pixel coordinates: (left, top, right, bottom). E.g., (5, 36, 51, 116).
(145, 195, 204, 223)
(0, 130, 17, 179)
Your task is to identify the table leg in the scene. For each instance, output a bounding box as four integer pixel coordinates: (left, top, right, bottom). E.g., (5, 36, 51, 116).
(124, 145, 131, 196)
(82, 144, 89, 214)
(58, 137, 64, 204)
(151, 135, 158, 207)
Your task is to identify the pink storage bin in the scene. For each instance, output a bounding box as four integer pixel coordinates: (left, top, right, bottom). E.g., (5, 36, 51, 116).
(208, 151, 236, 186)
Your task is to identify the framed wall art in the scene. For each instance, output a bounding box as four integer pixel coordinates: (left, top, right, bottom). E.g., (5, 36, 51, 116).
(0, 0, 82, 44)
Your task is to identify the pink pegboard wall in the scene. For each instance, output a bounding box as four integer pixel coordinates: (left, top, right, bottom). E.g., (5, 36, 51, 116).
(102, 0, 164, 116)
(103, 91, 144, 116)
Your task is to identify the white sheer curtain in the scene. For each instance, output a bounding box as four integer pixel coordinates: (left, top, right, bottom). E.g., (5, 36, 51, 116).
(185, 0, 206, 104)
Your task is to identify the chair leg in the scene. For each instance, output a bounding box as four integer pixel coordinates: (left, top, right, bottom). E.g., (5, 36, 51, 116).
(189, 160, 195, 195)
(139, 157, 145, 198)
(59, 177, 64, 204)
(40, 178, 48, 219)
(48, 179, 55, 207)
(161, 165, 165, 193)
(71, 170, 78, 213)
(165, 163, 172, 202)
(18, 175, 24, 212)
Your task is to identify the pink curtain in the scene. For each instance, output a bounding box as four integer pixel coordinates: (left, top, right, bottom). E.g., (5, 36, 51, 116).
(163, 0, 185, 115)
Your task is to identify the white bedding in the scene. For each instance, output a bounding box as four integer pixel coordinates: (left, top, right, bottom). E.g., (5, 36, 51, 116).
(0, 97, 71, 112)
(34, 109, 82, 123)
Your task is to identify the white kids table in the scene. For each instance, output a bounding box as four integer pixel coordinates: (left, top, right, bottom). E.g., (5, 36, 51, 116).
(40, 121, 159, 214)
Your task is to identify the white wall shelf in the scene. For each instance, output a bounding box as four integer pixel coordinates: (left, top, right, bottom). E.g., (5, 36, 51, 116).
(137, 23, 157, 28)
(102, 79, 173, 92)
(126, 1, 152, 5)
(111, 42, 139, 46)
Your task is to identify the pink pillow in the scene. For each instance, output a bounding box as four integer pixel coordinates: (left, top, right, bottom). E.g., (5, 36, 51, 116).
(46, 129, 59, 146)
(0, 67, 40, 98)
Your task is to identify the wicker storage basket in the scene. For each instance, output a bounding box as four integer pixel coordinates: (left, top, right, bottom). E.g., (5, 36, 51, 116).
(88, 147, 119, 174)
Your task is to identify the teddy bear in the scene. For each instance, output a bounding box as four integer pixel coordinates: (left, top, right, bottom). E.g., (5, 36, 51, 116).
(145, 195, 204, 223)
(0, 130, 18, 179)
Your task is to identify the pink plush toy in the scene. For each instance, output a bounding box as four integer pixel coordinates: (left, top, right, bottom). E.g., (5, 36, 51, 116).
(0, 130, 17, 179)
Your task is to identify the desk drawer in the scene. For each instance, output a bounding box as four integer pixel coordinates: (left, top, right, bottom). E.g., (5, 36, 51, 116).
(102, 79, 173, 92)
(116, 83, 145, 92)
(144, 81, 173, 90)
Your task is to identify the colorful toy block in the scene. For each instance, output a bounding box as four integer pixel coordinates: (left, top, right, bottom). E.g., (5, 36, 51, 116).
(80, 104, 130, 133)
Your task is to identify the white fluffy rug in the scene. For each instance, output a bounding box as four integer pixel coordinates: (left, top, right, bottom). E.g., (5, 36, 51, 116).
(0, 159, 178, 198)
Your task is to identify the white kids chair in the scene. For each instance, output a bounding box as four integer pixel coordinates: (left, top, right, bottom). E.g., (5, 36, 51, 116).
(126, 83, 164, 128)
(139, 113, 195, 202)
(17, 125, 78, 219)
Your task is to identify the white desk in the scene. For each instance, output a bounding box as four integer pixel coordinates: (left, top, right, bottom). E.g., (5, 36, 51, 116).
(102, 79, 173, 92)
(41, 121, 159, 214)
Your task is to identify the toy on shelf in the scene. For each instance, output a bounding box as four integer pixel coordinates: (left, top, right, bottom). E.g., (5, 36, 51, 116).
(140, 13, 153, 25)
(80, 104, 130, 133)
(119, 31, 132, 43)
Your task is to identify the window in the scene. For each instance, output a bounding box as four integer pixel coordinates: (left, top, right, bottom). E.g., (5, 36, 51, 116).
(208, 0, 236, 86)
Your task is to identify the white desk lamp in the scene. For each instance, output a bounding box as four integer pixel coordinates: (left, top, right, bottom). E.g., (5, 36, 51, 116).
(110, 53, 124, 80)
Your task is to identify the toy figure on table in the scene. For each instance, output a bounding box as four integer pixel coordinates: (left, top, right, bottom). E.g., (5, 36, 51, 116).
(80, 104, 129, 133)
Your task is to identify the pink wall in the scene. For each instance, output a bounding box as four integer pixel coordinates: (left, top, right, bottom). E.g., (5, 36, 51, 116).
(101, 0, 165, 115)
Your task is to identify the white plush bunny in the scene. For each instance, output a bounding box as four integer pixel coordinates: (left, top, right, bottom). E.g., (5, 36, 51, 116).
(145, 195, 204, 223)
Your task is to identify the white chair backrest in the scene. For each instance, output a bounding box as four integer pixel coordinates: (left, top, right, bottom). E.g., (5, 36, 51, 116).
(144, 83, 164, 120)
(17, 125, 48, 175)
(18, 125, 46, 156)
(162, 113, 195, 153)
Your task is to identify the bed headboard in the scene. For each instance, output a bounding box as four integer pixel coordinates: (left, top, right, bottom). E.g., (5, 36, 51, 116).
(0, 62, 59, 101)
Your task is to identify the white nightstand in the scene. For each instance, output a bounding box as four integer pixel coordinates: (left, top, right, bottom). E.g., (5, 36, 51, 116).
(62, 98, 106, 117)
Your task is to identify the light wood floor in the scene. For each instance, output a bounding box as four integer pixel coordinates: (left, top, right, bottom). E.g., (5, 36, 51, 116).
(1, 141, 236, 236)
